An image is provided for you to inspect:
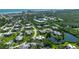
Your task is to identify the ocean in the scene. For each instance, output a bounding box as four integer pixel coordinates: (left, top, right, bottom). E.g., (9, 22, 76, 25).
(0, 9, 54, 14)
(0, 9, 27, 14)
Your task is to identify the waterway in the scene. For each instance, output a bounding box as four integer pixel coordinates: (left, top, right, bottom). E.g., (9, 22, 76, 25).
(49, 32, 77, 44)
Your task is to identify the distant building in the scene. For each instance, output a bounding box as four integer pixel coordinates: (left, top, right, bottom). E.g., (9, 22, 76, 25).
(12, 28, 19, 32)
(15, 33, 23, 41)
(14, 24, 20, 28)
(4, 32, 13, 37)
(52, 26, 58, 29)
(26, 24, 31, 26)
(20, 43, 30, 49)
(25, 30, 33, 35)
(65, 44, 77, 49)
(33, 35, 45, 40)
(58, 18, 63, 21)
(25, 26, 32, 29)
(34, 18, 47, 22)
(38, 30, 46, 34)
(15, 36, 23, 41)
(3, 27, 10, 32)
(48, 17, 55, 20)
(53, 31, 62, 35)
(0, 33, 3, 37)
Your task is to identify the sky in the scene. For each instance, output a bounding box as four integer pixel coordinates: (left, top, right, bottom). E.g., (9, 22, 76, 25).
(0, 0, 79, 9)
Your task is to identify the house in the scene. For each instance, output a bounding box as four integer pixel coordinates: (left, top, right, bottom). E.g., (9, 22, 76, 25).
(4, 32, 13, 37)
(26, 24, 31, 26)
(38, 30, 46, 34)
(34, 18, 47, 23)
(58, 18, 63, 21)
(44, 28, 53, 33)
(19, 32, 24, 36)
(7, 23, 13, 27)
(25, 26, 32, 29)
(25, 30, 33, 35)
(37, 26, 42, 28)
(14, 24, 20, 28)
(53, 31, 62, 35)
(20, 43, 30, 49)
(0, 33, 3, 37)
(15, 33, 23, 41)
(33, 35, 45, 40)
(29, 43, 37, 46)
(48, 17, 55, 20)
(52, 26, 58, 29)
(65, 44, 77, 49)
(20, 42, 38, 49)
(3, 27, 10, 32)
(15, 35, 23, 41)
(12, 28, 19, 32)
(43, 25, 49, 27)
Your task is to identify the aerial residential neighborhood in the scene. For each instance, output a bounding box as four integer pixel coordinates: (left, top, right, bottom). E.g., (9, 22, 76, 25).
(0, 9, 79, 49)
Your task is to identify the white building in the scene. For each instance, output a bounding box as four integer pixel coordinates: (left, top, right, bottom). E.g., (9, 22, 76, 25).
(52, 26, 58, 29)
(53, 31, 62, 35)
(13, 28, 19, 31)
(26, 24, 31, 26)
(3, 27, 10, 31)
(0, 33, 3, 37)
(58, 18, 63, 21)
(15, 36, 23, 41)
(25, 30, 33, 35)
(37, 26, 42, 28)
(15, 33, 23, 41)
(38, 30, 46, 34)
(66, 44, 77, 49)
(43, 25, 49, 27)
(48, 17, 55, 20)
(20, 43, 30, 49)
(33, 35, 45, 40)
(14, 24, 20, 28)
(25, 26, 32, 29)
(4, 32, 13, 37)
(34, 18, 47, 22)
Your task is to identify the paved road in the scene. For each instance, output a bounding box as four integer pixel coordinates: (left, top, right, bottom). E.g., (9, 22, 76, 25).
(1, 23, 8, 29)
(32, 25, 37, 38)
(9, 22, 38, 49)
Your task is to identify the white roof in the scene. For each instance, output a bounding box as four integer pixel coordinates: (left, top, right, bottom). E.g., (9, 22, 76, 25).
(21, 43, 30, 49)
(27, 43, 37, 45)
(34, 18, 47, 22)
(58, 18, 63, 21)
(35, 35, 45, 40)
(44, 25, 49, 27)
(4, 32, 13, 35)
(39, 30, 45, 32)
(25, 26, 32, 29)
(0, 33, 3, 36)
(26, 30, 32, 34)
(53, 31, 62, 35)
(48, 17, 55, 20)
(52, 26, 58, 29)
(14, 24, 20, 27)
(16, 36, 23, 40)
(26, 24, 31, 26)
(67, 44, 76, 49)
(3, 27, 9, 31)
